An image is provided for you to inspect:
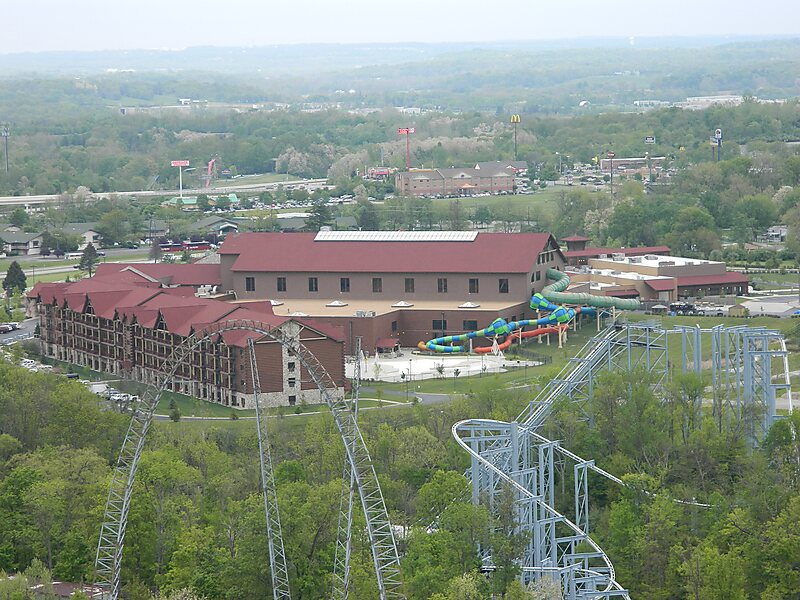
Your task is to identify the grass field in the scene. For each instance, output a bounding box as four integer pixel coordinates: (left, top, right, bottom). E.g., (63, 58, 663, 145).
(212, 173, 299, 188)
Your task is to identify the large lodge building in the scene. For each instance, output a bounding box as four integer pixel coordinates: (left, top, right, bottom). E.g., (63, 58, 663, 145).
(27, 231, 749, 408)
(28, 264, 345, 409)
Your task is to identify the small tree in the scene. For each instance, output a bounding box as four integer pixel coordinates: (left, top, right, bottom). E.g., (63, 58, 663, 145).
(79, 243, 99, 276)
(2, 261, 27, 295)
(149, 239, 163, 263)
(9, 207, 29, 228)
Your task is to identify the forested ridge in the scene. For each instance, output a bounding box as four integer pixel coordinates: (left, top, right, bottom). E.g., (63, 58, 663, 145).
(0, 358, 798, 599)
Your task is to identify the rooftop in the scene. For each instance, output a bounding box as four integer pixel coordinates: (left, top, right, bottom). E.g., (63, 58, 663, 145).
(256, 298, 527, 318)
(220, 231, 559, 274)
(591, 254, 718, 268)
(564, 246, 671, 259)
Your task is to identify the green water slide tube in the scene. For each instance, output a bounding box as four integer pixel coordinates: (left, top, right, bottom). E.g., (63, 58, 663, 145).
(541, 268, 641, 310)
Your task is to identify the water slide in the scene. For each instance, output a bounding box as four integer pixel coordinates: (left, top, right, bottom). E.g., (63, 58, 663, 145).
(419, 268, 640, 353)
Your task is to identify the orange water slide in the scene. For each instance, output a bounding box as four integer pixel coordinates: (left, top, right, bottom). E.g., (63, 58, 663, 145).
(472, 326, 563, 354)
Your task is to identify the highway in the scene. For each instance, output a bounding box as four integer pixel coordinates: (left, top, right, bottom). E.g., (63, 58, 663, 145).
(0, 178, 329, 208)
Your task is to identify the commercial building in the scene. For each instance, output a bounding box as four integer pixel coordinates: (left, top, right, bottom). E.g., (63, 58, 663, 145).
(561, 235, 671, 267)
(566, 253, 749, 302)
(395, 164, 520, 197)
(27, 268, 346, 409)
(219, 231, 566, 353)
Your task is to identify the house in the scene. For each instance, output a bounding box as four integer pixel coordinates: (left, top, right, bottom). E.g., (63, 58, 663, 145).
(61, 223, 103, 249)
(192, 215, 240, 237)
(0, 231, 43, 255)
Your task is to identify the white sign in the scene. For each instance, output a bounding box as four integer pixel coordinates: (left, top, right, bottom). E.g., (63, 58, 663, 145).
(645, 136, 656, 144)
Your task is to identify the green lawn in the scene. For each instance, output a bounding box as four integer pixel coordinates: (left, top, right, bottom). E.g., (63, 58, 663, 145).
(212, 173, 299, 188)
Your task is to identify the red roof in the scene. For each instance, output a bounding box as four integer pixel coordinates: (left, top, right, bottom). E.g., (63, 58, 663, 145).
(644, 279, 677, 292)
(31, 279, 294, 347)
(676, 272, 749, 287)
(562, 235, 591, 242)
(94, 263, 221, 286)
(606, 289, 640, 297)
(564, 246, 671, 259)
(219, 232, 559, 274)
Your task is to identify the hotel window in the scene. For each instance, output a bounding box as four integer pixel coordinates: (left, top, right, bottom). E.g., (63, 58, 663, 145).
(432, 319, 447, 332)
(277, 277, 287, 292)
(245, 277, 256, 292)
(463, 320, 478, 331)
(469, 278, 479, 294)
(437, 278, 448, 293)
(288, 395, 296, 406)
(499, 278, 509, 294)
(287, 361, 295, 372)
(405, 278, 415, 293)
(340, 277, 350, 293)
(288, 377, 296, 387)
(308, 277, 318, 292)
(372, 277, 383, 293)
(391, 320, 398, 332)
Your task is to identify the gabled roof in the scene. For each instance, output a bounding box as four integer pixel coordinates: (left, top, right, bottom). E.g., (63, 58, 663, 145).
(94, 263, 222, 286)
(219, 231, 559, 274)
(62, 223, 99, 235)
(193, 215, 240, 229)
(561, 235, 591, 242)
(34, 277, 291, 346)
(0, 231, 42, 243)
(644, 279, 677, 292)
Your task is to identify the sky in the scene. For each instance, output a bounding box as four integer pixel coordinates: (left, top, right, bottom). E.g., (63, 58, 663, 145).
(4, 0, 800, 54)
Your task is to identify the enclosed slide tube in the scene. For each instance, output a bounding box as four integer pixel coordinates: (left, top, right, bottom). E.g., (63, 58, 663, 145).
(540, 267, 641, 310)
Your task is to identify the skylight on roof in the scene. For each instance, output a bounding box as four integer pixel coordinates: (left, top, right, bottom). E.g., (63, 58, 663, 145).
(458, 302, 481, 308)
(392, 301, 414, 307)
(326, 300, 349, 307)
(314, 231, 478, 242)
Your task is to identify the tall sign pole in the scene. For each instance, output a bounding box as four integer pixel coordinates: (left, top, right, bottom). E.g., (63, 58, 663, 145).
(607, 151, 615, 197)
(510, 114, 521, 161)
(398, 127, 415, 169)
(171, 160, 190, 198)
(713, 128, 723, 162)
(1, 124, 9, 173)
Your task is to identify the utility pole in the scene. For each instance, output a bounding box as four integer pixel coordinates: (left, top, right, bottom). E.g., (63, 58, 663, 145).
(510, 114, 521, 161)
(1, 124, 9, 173)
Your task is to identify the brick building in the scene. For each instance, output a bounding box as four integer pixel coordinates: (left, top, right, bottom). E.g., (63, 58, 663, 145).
(394, 165, 516, 197)
(218, 231, 566, 353)
(27, 271, 345, 409)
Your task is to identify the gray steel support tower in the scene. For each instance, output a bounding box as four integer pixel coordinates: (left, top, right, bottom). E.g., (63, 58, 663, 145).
(95, 320, 404, 600)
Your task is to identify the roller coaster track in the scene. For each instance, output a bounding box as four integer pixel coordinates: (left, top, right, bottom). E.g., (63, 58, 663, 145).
(453, 322, 793, 598)
(94, 320, 404, 600)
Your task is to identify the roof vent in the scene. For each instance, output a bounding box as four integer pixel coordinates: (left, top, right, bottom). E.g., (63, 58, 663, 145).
(392, 301, 414, 307)
(269, 299, 284, 306)
(354, 310, 376, 317)
(458, 302, 481, 308)
(326, 300, 348, 307)
(289, 311, 308, 317)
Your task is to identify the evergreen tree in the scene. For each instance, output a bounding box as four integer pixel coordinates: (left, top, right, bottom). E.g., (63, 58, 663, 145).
(78, 243, 99, 276)
(303, 200, 334, 231)
(2, 261, 27, 295)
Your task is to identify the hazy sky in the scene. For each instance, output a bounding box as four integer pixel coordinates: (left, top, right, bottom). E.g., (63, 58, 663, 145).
(4, 0, 799, 54)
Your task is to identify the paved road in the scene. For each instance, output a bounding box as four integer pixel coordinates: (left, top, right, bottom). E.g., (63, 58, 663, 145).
(0, 178, 328, 208)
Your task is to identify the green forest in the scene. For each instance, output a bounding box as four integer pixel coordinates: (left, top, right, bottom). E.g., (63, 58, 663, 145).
(0, 356, 799, 599)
